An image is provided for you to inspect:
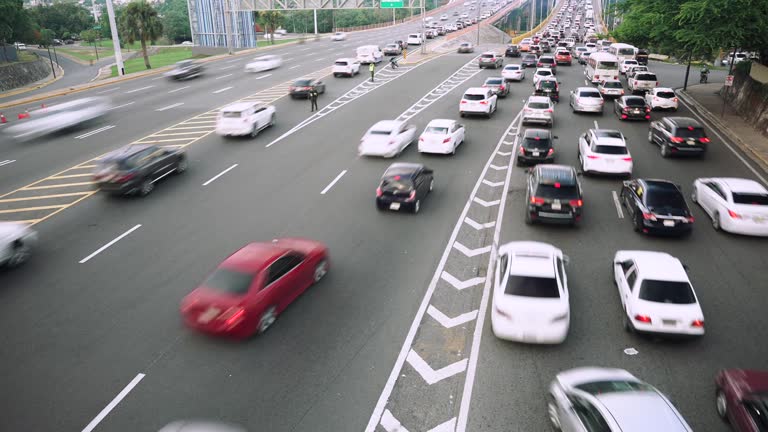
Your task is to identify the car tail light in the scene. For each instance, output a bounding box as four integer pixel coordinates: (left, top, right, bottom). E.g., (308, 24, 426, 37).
(622, 157, 633, 161)
(587, 155, 599, 159)
(645, 107, 651, 112)
(376, 187, 382, 197)
(547, 148, 554, 156)
(461, 100, 467, 104)
(547, 108, 553, 113)
(221, 307, 245, 327)
(530, 196, 545, 205)
(670, 137, 685, 143)
(645, 115, 651, 119)
(686, 216, 695, 223)
(480, 100, 488, 105)
(405, 190, 416, 202)
(673, 97, 678, 102)
(727, 209, 741, 218)
(499, 85, 505, 91)
(443, 137, 451, 143)
(642, 212, 657, 221)
(621, 114, 628, 119)
(656, 81, 659, 86)
(699, 137, 711, 143)
(623, 107, 629, 112)
(634, 314, 652, 323)
(518, 146, 526, 155)
(289, 86, 295, 91)
(115, 173, 135, 183)
(691, 319, 705, 328)
(569, 199, 583, 207)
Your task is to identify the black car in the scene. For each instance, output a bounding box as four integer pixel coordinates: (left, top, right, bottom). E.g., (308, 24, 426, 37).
(648, 117, 710, 158)
(521, 53, 538, 68)
(289, 78, 326, 98)
(517, 129, 558, 166)
(395, 40, 406, 49)
(636, 49, 649, 65)
(614, 96, 650, 121)
(505, 44, 520, 57)
(164, 60, 204, 80)
(93, 144, 187, 196)
(620, 179, 694, 235)
(376, 163, 434, 213)
(540, 41, 552, 53)
(534, 78, 560, 102)
(525, 164, 583, 226)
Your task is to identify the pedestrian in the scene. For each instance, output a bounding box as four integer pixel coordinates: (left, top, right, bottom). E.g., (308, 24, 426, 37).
(309, 87, 319, 112)
(390, 57, 398, 69)
(369, 62, 375, 82)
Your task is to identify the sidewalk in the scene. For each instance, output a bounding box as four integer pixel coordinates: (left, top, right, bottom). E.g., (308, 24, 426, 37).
(678, 83, 768, 174)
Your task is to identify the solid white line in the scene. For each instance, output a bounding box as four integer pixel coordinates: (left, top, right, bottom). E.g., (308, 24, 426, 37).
(108, 102, 134, 111)
(584, 79, 589, 85)
(75, 125, 115, 139)
(320, 169, 347, 194)
(289, 65, 301, 69)
(156, 102, 184, 112)
(80, 373, 145, 432)
(79, 224, 142, 264)
(219, 65, 237, 70)
(215, 73, 233, 80)
(594, 120, 600, 129)
(202, 164, 238, 186)
(125, 85, 154, 94)
(0, 160, 16, 167)
(168, 85, 190, 94)
(212, 86, 233, 94)
(253, 73, 272, 80)
(151, 75, 165, 81)
(612, 190, 625, 219)
(97, 87, 120, 94)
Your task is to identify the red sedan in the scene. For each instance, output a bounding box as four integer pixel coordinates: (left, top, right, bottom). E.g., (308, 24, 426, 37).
(181, 238, 329, 338)
(715, 369, 768, 431)
(555, 51, 572, 66)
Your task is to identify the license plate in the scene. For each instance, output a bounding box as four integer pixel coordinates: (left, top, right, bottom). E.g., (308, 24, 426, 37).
(663, 220, 675, 227)
(198, 307, 220, 324)
(389, 202, 401, 210)
(552, 202, 562, 210)
(662, 319, 677, 326)
(532, 151, 540, 156)
(687, 140, 696, 145)
(633, 109, 641, 114)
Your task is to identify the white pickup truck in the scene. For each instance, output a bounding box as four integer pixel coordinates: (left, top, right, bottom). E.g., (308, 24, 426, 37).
(628, 72, 658, 94)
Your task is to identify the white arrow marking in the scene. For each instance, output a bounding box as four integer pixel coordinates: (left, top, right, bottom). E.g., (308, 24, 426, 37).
(624, 347, 639, 356)
(406, 350, 468, 385)
(441, 271, 486, 290)
(464, 217, 496, 230)
(482, 179, 504, 187)
(489, 164, 507, 171)
(453, 242, 492, 257)
(472, 197, 500, 207)
(380, 409, 410, 432)
(428, 418, 457, 432)
(497, 151, 511, 156)
(427, 305, 478, 328)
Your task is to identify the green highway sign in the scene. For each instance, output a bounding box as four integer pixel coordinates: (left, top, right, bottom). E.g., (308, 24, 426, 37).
(381, 1, 404, 7)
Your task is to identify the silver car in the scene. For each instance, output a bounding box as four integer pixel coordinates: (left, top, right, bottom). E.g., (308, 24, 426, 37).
(569, 87, 605, 114)
(4, 97, 112, 142)
(522, 95, 555, 127)
(0, 222, 38, 268)
(548, 367, 693, 431)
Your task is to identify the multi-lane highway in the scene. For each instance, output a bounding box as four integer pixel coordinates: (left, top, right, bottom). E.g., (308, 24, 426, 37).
(1, 0, 766, 431)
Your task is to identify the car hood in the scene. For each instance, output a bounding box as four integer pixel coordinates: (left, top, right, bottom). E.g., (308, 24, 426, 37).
(723, 369, 768, 394)
(0, 222, 30, 242)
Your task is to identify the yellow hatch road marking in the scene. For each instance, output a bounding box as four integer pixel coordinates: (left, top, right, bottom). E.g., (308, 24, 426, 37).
(0, 67, 333, 225)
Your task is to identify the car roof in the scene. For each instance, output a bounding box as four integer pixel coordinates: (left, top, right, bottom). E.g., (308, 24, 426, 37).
(504, 64, 520, 68)
(666, 117, 703, 128)
(539, 55, 555, 60)
(426, 119, 455, 127)
(576, 86, 599, 92)
(618, 250, 688, 281)
(653, 87, 674, 92)
(640, 178, 680, 191)
(221, 101, 261, 112)
(499, 241, 560, 278)
(370, 120, 402, 130)
(465, 87, 490, 94)
(484, 76, 504, 81)
(596, 392, 689, 431)
(221, 242, 292, 272)
(383, 162, 424, 178)
(335, 57, 354, 62)
(480, 51, 498, 55)
(101, 144, 154, 161)
(714, 177, 768, 193)
(523, 128, 551, 138)
(536, 68, 553, 72)
(536, 164, 577, 184)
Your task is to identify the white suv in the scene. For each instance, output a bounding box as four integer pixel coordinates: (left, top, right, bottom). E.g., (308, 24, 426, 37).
(332, 58, 360, 78)
(459, 87, 498, 118)
(522, 95, 555, 127)
(407, 33, 423, 45)
(215, 101, 276, 138)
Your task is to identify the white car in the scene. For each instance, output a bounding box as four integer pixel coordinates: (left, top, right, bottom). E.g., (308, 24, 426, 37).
(459, 87, 497, 118)
(573, 46, 588, 58)
(613, 250, 705, 336)
(569, 87, 604, 113)
(407, 33, 423, 45)
(491, 241, 570, 344)
(597, 79, 624, 98)
(645, 87, 678, 111)
(501, 64, 525, 81)
(440, 14, 448, 20)
(619, 59, 639, 74)
(691, 177, 768, 236)
(358, 120, 417, 157)
(332, 58, 360, 77)
(522, 95, 555, 127)
(0, 222, 38, 268)
(532, 68, 554, 86)
(4, 97, 111, 141)
(331, 32, 347, 41)
(548, 367, 694, 432)
(417, 119, 465, 155)
(626, 65, 649, 79)
(356, 45, 383, 64)
(245, 55, 282, 72)
(215, 101, 276, 138)
(628, 71, 659, 94)
(578, 129, 633, 176)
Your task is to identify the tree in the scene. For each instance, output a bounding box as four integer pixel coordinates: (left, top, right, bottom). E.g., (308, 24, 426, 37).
(119, 0, 163, 69)
(157, 0, 191, 43)
(29, 3, 94, 41)
(256, 11, 283, 44)
(38, 28, 54, 47)
(80, 29, 98, 43)
(0, 0, 34, 46)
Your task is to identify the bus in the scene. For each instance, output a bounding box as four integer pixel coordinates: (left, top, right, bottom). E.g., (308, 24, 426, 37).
(585, 52, 620, 83)
(608, 43, 638, 62)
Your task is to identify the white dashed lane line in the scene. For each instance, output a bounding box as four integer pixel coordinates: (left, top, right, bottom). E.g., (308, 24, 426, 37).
(168, 85, 190, 94)
(108, 102, 134, 111)
(202, 164, 238, 186)
(79, 224, 142, 264)
(125, 86, 154, 94)
(212, 86, 233, 94)
(320, 170, 347, 194)
(75, 125, 115, 139)
(80, 373, 145, 432)
(215, 73, 234, 80)
(156, 102, 184, 112)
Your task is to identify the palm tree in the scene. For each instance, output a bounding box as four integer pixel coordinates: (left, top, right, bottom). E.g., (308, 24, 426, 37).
(119, 0, 163, 69)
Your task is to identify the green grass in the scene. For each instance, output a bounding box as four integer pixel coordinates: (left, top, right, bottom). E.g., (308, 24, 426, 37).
(17, 51, 38, 62)
(57, 46, 114, 62)
(93, 39, 144, 50)
(256, 38, 298, 47)
(109, 47, 205, 77)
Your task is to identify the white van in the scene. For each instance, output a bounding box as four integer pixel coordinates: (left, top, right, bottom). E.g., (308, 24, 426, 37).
(356, 45, 383, 64)
(407, 33, 423, 45)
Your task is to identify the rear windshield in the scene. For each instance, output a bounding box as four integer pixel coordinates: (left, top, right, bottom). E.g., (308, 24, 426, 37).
(675, 127, 706, 138)
(98, 159, 134, 171)
(594, 145, 628, 154)
(656, 91, 675, 98)
(625, 98, 646, 107)
(369, 129, 392, 135)
(464, 94, 486, 101)
(505, 65, 521, 70)
(425, 126, 448, 134)
(646, 189, 687, 209)
(486, 78, 503, 85)
(523, 137, 551, 149)
(528, 102, 550, 109)
(636, 74, 657, 81)
(382, 178, 414, 191)
(524, 55, 536, 60)
(534, 183, 579, 199)
(539, 58, 555, 63)
(539, 81, 557, 89)
(598, 61, 619, 68)
(334, 61, 349, 66)
(204, 268, 254, 295)
(576, 380, 655, 395)
(639, 280, 696, 304)
(222, 111, 243, 118)
(580, 90, 602, 98)
(294, 79, 312, 86)
(732, 193, 768, 205)
(504, 275, 560, 298)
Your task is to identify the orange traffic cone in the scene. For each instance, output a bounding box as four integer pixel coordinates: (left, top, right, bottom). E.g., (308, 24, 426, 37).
(18, 110, 30, 120)
(0, 113, 6, 123)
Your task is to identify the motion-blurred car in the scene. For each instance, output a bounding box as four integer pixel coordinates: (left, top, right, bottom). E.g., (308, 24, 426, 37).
(569, 87, 604, 114)
(522, 95, 555, 126)
(578, 129, 633, 176)
(614, 95, 651, 121)
(289, 78, 326, 98)
(93, 144, 187, 196)
(692, 177, 768, 236)
(504, 44, 520, 57)
(597, 79, 624, 98)
(478, 52, 503, 69)
(245, 55, 282, 72)
(180, 238, 329, 338)
(332, 58, 360, 77)
(215, 101, 276, 138)
(375, 163, 434, 213)
(715, 369, 768, 431)
(0, 222, 37, 268)
(649, 117, 710, 158)
(482, 76, 509, 98)
(516, 128, 557, 166)
(645, 87, 678, 111)
(407, 33, 423, 45)
(525, 164, 583, 225)
(417, 119, 465, 155)
(331, 31, 347, 41)
(457, 42, 474, 53)
(491, 241, 570, 344)
(3, 96, 112, 142)
(358, 120, 417, 157)
(613, 250, 704, 336)
(620, 178, 694, 235)
(548, 367, 694, 431)
(459, 87, 498, 118)
(356, 45, 384, 64)
(383, 43, 402, 56)
(158, 420, 247, 432)
(164, 60, 203, 80)
(501, 64, 525, 81)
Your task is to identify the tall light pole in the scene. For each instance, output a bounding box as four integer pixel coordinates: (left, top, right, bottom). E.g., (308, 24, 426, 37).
(223, 0, 234, 54)
(476, 0, 481, 45)
(105, 0, 124, 75)
(420, 0, 426, 54)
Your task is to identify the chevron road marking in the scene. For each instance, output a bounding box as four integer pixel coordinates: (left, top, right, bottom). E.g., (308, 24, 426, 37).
(452, 241, 492, 257)
(497, 151, 511, 156)
(406, 350, 468, 385)
(481, 179, 504, 187)
(380, 411, 457, 432)
(440, 271, 485, 290)
(463, 217, 496, 230)
(426, 305, 478, 329)
(472, 197, 500, 207)
(488, 164, 507, 171)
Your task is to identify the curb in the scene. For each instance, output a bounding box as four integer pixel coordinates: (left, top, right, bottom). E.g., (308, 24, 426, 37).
(678, 88, 768, 173)
(0, 61, 65, 100)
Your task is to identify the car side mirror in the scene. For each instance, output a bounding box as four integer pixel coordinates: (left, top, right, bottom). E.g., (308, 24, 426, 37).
(563, 255, 570, 265)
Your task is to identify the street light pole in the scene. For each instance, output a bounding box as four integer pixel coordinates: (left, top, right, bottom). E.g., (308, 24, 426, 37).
(476, 0, 481, 45)
(46, 46, 56, 78)
(105, 0, 124, 75)
(421, 0, 426, 54)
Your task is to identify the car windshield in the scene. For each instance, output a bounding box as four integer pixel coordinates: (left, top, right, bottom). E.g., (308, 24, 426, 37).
(676, 127, 706, 138)
(464, 94, 486, 101)
(539, 81, 557, 89)
(638, 280, 696, 304)
(575, 380, 655, 395)
(504, 275, 560, 298)
(625, 98, 646, 107)
(528, 102, 551, 109)
(593, 145, 628, 154)
(580, 91, 602, 98)
(294, 80, 312, 86)
(381, 177, 413, 191)
(425, 126, 449, 134)
(523, 137, 551, 149)
(656, 91, 676, 98)
(645, 189, 687, 209)
(221, 111, 243, 118)
(732, 193, 768, 205)
(203, 268, 254, 295)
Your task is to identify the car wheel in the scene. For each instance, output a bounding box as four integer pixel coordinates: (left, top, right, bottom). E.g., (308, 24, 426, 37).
(712, 211, 722, 231)
(648, 129, 653, 143)
(623, 313, 635, 333)
(413, 199, 421, 213)
(7, 241, 32, 267)
(269, 114, 276, 127)
(334, 73, 339, 78)
(547, 397, 562, 431)
(250, 124, 258, 138)
(524, 209, 533, 224)
(691, 187, 698, 203)
(716, 389, 729, 421)
(661, 143, 671, 158)
(175, 157, 188, 174)
(139, 180, 154, 196)
(313, 259, 329, 283)
(258, 306, 278, 334)
(633, 214, 642, 232)
(460, 112, 465, 118)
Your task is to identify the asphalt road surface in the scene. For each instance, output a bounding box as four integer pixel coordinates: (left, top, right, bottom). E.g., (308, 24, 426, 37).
(1, 1, 766, 432)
